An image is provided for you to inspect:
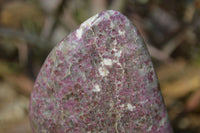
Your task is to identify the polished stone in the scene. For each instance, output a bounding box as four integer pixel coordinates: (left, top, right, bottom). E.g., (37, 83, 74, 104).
(30, 10, 172, 133)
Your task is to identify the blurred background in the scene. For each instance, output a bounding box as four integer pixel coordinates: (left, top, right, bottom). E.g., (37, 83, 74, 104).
(0, 0, 200, 132)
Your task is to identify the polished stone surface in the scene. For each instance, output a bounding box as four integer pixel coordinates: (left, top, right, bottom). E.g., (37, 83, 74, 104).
(30, 10, 172, 133)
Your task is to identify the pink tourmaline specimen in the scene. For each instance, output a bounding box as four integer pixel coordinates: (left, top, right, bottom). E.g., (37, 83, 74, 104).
(30, 10, 173, 133)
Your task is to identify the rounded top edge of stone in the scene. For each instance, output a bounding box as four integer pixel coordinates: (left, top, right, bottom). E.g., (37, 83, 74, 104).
(99, 10, 123, 15)
(84, 9, 127, 26)
(98, 10, 127, 20)
(74, 10, 129, 40)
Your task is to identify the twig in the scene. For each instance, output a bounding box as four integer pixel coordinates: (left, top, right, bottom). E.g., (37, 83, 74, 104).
(129, 14, 172, 62)
(47, 0, 67, 40)
(0, 27, 52, 48)
(146, 44, 171, 61)
(0, 27, 53, 79)
(162, 29, 186, 55)
(162, 4, 198, 56)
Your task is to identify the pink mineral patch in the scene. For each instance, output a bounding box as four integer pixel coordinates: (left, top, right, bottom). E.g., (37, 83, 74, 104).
(29, 10, 173, 133)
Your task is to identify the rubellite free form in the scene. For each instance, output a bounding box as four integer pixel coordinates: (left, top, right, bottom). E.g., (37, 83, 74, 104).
(29, 10, 173, 133)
